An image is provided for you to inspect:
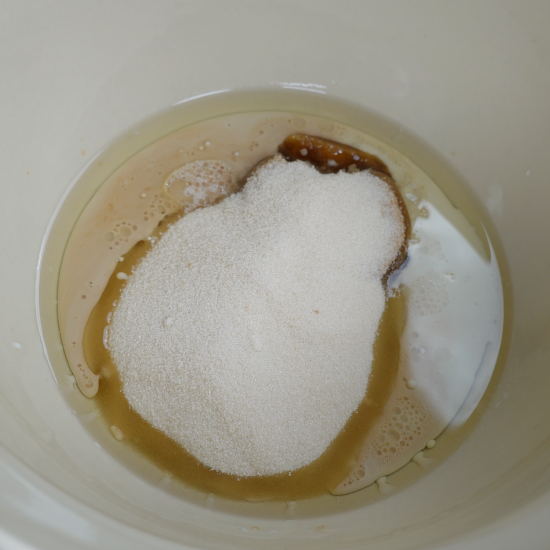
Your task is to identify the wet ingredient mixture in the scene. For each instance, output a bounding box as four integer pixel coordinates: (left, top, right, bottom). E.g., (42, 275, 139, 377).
(58, 110, 503, 503)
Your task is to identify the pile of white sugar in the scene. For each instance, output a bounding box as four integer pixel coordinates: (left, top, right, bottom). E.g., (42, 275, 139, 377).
(109, 156, 405, 477)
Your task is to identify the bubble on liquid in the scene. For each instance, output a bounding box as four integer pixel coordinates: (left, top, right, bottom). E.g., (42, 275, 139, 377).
(412, 451, 433, 469)
(408, 270, 449, 317)
(106, 221, 138, 246)
(110, 425, 124, 441)
(158, 474, 172, 489)
(335, 395, 431, 490)
(371, 396, 428, 466)
(163, 160, 236, 213)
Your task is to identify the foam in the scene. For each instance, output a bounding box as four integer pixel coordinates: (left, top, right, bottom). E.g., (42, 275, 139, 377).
(164, 159, 235, 212)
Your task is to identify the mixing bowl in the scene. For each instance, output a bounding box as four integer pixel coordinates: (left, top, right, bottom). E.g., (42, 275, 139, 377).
(2, 1, 550, 549)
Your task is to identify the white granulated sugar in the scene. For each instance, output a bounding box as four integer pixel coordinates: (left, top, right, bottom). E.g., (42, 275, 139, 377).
(109, 156, 405, 477)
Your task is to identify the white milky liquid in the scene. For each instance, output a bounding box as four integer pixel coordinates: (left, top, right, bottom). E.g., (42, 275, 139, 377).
(334, 165, 503, 494)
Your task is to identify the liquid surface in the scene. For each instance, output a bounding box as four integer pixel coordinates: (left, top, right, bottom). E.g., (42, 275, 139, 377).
(59, 110, 504, 503)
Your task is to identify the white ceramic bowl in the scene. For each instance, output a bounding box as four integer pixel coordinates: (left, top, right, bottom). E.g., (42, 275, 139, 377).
(2, 1, 550, 549)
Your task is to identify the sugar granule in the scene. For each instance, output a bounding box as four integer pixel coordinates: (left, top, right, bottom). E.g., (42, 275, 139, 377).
(109, 157, 405, 477)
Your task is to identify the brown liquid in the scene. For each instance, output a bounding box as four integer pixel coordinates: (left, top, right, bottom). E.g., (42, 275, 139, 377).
(83, 209, 406, 501)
